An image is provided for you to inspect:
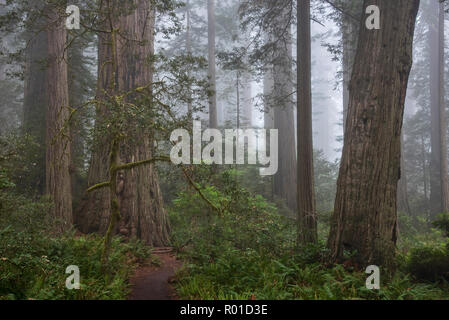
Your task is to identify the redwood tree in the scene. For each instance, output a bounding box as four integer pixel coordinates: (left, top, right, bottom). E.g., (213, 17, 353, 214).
(297, 0, 317, 244)
(79, 0, 170, 246)
(327, 0, 420, 268)
(429, 0, 449, 216)
(340, 0, 363, 131)
(271, 0, 297, 212)
(23, 7, 47, 195)
(208, 0, 218, 128)
(46, 3, 73, 232)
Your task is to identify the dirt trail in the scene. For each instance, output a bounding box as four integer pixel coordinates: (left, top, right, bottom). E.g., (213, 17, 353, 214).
(129, 249, 181, 300)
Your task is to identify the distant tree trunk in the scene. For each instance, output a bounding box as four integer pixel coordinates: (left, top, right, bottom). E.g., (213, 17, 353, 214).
(429, 0, 449, 216)
(263, 65, 274, 130)
(271, 2, 297, 212)
(421, 135, 429, 214)
(398, 134, 412, 215)
(68, 38, 90, 211)
(23, 5, 47, 195)
(297, 0, 317, 244)
(242, 71, 252, 128)
(46, 4, 73, 232)
(327, 0, 419, 268)
(236, 72, 240, 129)
(186, 0, 193, 117)
(208, 0, 218, 128)
(438, 1, 449, 213)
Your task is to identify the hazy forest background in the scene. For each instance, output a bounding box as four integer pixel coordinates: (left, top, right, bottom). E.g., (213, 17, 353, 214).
(1, 0, 449, 300)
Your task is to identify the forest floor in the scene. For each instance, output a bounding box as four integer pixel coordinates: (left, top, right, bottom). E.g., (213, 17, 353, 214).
(128, 248, 181, 300)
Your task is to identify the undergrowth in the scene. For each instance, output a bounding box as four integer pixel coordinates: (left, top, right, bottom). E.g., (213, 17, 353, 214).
(170, 170, 449, 300)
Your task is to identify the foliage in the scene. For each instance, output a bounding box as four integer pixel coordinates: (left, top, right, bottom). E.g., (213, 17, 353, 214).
(432, 213, 449, 237)
(0, 167, 150, 300)
(175, 243, 449, 300)
(170, 170, 449, 300)
(406, 245, 449, 282)
(0, 133, 45, 196)
(170, 170, 292, 261)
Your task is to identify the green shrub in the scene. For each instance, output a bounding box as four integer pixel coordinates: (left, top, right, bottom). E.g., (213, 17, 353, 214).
(170, 170, 292, 262)
(0, 167, 150, 300)
(432, 213, 449, 238)
(0, 227, 150, 300)
(406, 245, 449, 282)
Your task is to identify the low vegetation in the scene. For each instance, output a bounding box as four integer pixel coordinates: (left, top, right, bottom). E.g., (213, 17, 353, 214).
(169, 170, 449, 300)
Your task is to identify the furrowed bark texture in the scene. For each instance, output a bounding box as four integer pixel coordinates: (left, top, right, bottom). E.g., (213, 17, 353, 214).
(341, 0, 363, 131)
(75, 4, 114, 234)
(78, 0, 170, 246)
(115, 0, 170, 246)
(46, 5, 73, 232)
(327, 0, 419, 268)
(297, 0, 317, 244)
(271, 1, 297, 212)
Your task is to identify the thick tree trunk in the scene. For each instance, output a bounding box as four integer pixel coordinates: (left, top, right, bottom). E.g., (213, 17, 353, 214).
(46, 4, 73, 232)
(327, 0, 419, 268)
(78, 0, 170, 246)
(208, 0, 218, 129)
(297, 0, 317, 244)
(75, 5, 114, 234)
(115, 0, 169, 246)
(271, 3, 297, 212)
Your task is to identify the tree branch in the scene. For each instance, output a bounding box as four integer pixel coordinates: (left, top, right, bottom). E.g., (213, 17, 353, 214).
(114, 156, 171, 171)
(87, 181, 110, 193)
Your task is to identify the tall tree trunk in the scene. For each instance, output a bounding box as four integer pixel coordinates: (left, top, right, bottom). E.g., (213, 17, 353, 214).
(208, 0, 218, 128)
(46, 4, 73, 232)
(236, 72, 240, 129)
(115, 0, 170, 246)
(297, 0, 317, 244)
(23, 3, 47, 195)
(327, 0, 419, 268)
(186, 0, 193, 117)
(398, 133, 412, 215)
(341, 0, 362, 132)
(429, 0, 449, 216)
(271, 2, 297, 212)
(263, 65, 274, 130)
(421, 134, 429, 214)
(438, 1, 449, 213)
(242, 71, 252, 128)
(78, 0, 170, 246)
(74, 10, 113, 233)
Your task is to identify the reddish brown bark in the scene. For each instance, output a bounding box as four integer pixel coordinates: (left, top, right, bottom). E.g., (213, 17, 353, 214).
(327, 0, 420, 268)
(297, 0, 317, 244)
(46, 5, 73, 232)
(78, 0, 170, 246)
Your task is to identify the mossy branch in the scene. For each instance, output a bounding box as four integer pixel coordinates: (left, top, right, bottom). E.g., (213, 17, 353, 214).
(86, 181, 111, 193)
(115, 156, 171, 171)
